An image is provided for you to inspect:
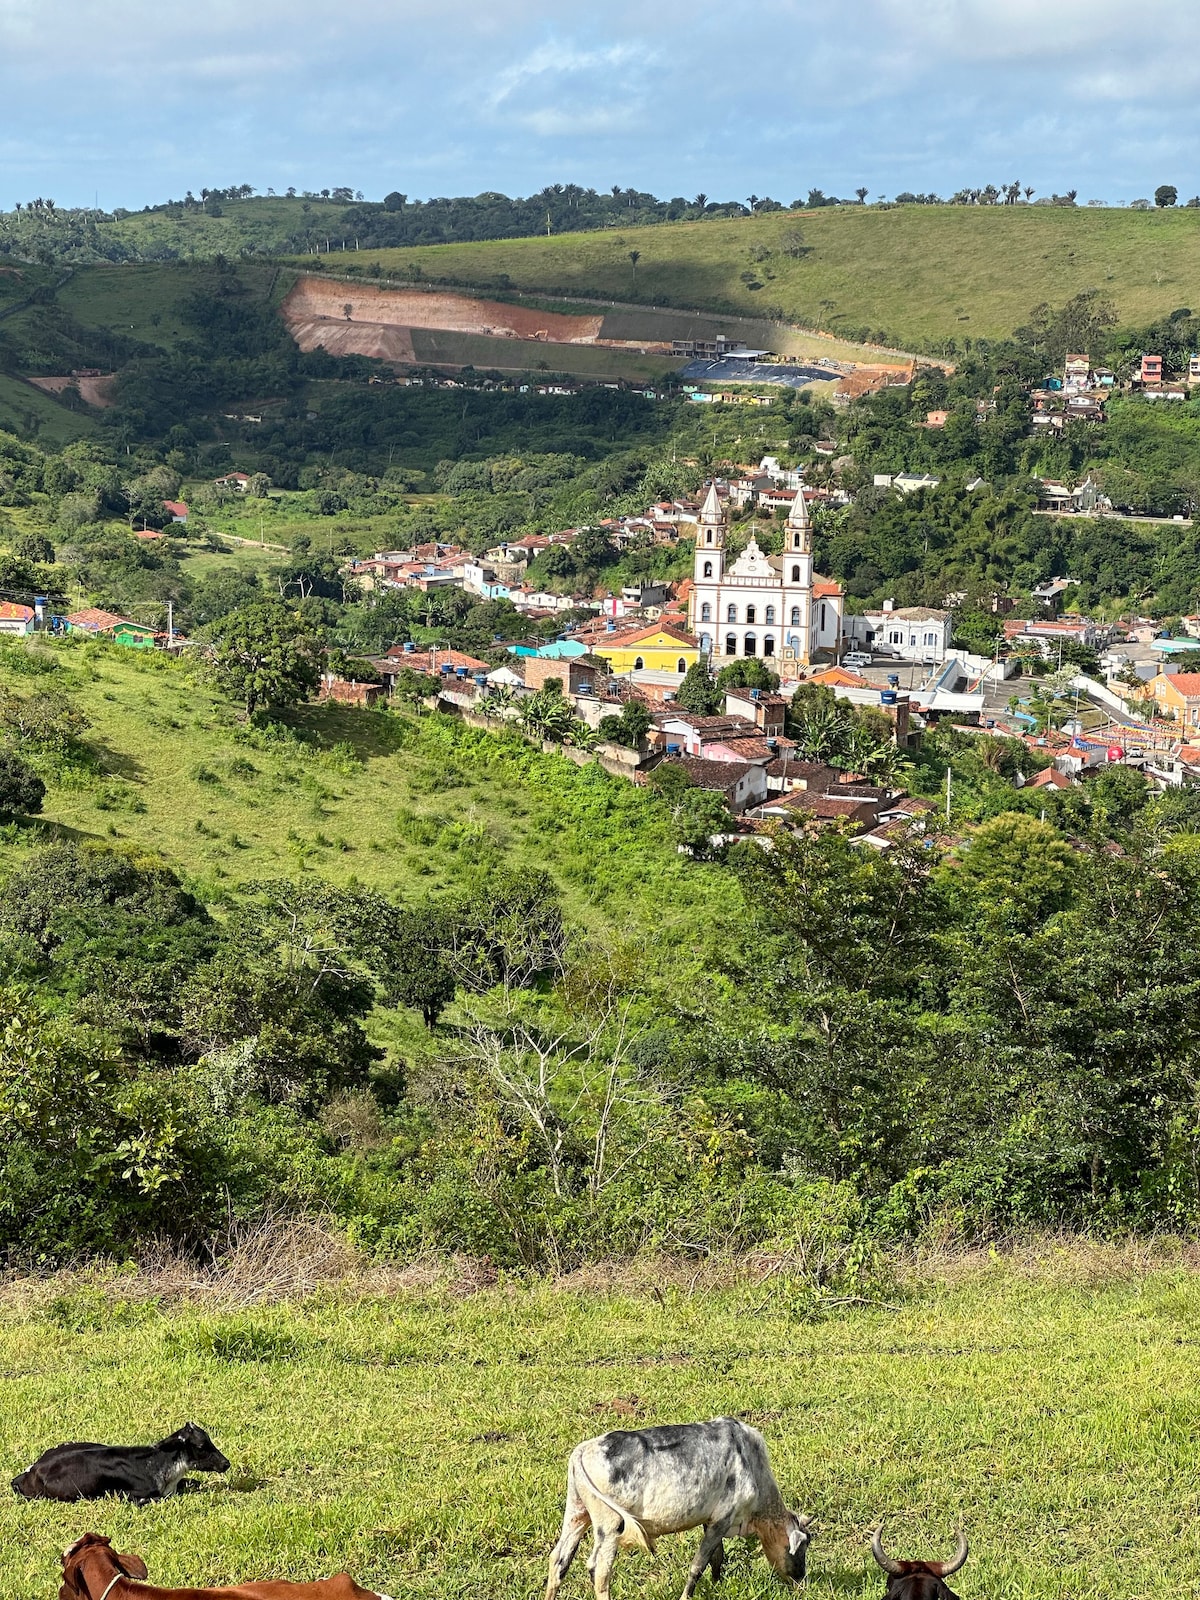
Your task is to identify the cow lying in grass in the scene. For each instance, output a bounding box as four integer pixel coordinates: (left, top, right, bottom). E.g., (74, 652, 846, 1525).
(545, 1417, 813, 1600)
(59, 1534, 395, 1600)
(13, 1423, 230, 1504)
(870, 1528, 969, 1600)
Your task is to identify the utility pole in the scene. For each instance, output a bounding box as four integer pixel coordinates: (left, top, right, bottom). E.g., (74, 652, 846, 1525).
(945, 764, 952, 826)
(167, 600, 173, 643)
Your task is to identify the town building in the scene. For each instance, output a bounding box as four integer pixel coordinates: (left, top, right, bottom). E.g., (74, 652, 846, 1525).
(1146, 671, 1200, 730)
(846, 602, 954, 663)
(589, 622, 700, 676)
(0, 602, 34, 636)
(686, 483, 843, 667)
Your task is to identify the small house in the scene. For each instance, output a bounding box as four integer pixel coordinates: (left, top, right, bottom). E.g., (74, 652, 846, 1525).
(1141, 354, 1164, 385)
(0, 602, 34, 636)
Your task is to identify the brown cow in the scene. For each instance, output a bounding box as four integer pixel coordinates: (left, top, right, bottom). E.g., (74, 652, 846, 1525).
(870, 1528, 969, 1600)
(60, 1535, 394, 1600)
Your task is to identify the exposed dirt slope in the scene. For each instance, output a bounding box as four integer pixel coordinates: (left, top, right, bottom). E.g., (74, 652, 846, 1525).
(279, 277, 671, 367)
(26, 374, 115, 407)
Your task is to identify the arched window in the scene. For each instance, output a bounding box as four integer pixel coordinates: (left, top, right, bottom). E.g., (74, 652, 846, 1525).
(700, 632, 712, 654)
(764, 635, 775, 658)
(743, 633, 757, 657)
(793, 532, 802, 549)
(727, 603, 737, 623)
(677, 658, 687, 674)
(790, 606, 801, 625)
(725, 633, 738, 656)
(634, 656, 644, 670)
(705, 530, 713, 545)
(791, 565, 801, 582)
(746, 605, 757, 625)
(765, 605, 775, 624)
(700, 602, 712, 622)
(820, 605, 827, 629)
(702, 560, 713, 578)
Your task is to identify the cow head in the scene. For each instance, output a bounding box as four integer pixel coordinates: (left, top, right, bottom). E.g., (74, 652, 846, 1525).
(870, 1528, 968, 1600)
(160, 1422, 231, 1475)
(758, 1510, 814, 1583)
(61, 1534, 150, 1600)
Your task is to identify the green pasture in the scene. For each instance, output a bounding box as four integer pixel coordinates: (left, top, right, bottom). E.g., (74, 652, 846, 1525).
(0, 373, 99, 445)
(335, 204, 1200, 350)
(96, 197, 359, 262)
(0, 644, 728, 947)
(54, 261, 285, 353)
(2, 1260, 1199, 1600)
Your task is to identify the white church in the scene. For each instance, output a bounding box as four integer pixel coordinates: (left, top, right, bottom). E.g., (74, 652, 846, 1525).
(686, 482, 844, 667)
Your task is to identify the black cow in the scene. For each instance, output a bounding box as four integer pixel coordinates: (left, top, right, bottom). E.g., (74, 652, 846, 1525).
(871, 1528, 969, 1600)
(12, 1423, 230, 1504)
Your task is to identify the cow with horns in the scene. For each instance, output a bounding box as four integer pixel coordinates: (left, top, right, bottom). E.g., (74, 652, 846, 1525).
(545, 1417, 813, 1600)
(870, 1528, 969, 1600)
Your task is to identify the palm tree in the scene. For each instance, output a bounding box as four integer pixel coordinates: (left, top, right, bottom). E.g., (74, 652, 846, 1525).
(693, 193, 708, 210)
(855, 187, 869, 204)
(793, 703, 851, 762)
(628, 249, 640, 281)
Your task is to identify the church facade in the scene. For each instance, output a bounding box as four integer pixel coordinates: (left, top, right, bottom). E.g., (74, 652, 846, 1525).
(686, 482, 843, 667)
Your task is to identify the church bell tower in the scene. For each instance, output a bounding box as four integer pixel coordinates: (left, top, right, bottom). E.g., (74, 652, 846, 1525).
(693, 481, 726, 584)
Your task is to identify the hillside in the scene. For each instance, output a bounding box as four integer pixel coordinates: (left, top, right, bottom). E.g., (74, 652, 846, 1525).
(327, 204, 1200, 351)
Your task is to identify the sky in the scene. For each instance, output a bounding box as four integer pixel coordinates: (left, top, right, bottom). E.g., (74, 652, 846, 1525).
(2, 0, 1199, 211)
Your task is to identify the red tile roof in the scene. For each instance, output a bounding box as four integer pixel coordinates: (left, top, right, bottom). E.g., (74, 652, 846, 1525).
(601, 622, 698, 648)
(66, 608, 128, 631)
(0, 602, 33, 622)
(1164, 673, 1200, 696)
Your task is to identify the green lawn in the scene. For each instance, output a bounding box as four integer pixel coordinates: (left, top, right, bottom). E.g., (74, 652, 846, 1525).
(1, 1255, 1198, 1600)
(325, 205, 1200, 350)
(53, 261, 287, 353)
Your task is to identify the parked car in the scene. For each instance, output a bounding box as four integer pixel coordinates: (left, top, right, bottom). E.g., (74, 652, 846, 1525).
(842, 651, 873, 668)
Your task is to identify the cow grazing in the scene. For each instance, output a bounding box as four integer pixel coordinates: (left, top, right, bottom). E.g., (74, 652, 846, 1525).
(13, 1423, 230, 1504)
(59, 1534, 394, 1600)
(545, 1417, 813, 1600)
(870, 1528, 969, 1600)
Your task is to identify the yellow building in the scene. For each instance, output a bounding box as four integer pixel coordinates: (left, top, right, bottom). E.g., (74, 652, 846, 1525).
(590, 623, 700, 677)
(1147, 671, 1200, 729)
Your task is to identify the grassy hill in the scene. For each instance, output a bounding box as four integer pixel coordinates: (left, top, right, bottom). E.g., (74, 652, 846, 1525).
(2, 1254, 1199, 1600)
(0, 641, 732, 959)
(329, 204, 1200, 351)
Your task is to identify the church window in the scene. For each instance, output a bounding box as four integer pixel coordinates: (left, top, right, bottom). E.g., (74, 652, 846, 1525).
(634, 656, 644, 670)
(765, 605, 775, 624)
(703, 561, 713, 578)
(793, 533, 801, 549)
(677, 658, 687, 674)
(700, 602, 712, 622)
(743, 633, 757, 656)
(706, 530, 713, 545)
(727, 603, 737, 623)
(746, 605, 756, 625)
(764, 635, 776, 658)
(790, 606, 801, 625)
(791, 565, 801, 582)
(725, 633, 738, 656)
(700, 632, 712, 653)
(820, 605, 827, 629)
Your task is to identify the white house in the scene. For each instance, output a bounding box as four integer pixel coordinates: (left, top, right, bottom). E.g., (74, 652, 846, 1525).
(0, 602, 34, 636)
(686, 482, 844, 666)
(847, 602, 954, 663)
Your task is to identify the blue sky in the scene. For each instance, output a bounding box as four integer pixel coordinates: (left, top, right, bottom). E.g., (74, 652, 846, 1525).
(2, 0, 1198, 211)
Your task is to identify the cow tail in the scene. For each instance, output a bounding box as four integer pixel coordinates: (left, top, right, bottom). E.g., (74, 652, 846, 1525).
(574, 1456, 654, 1554)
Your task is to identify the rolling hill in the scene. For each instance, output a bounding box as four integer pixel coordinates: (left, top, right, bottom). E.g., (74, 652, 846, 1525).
(315, 204, 1200, 351)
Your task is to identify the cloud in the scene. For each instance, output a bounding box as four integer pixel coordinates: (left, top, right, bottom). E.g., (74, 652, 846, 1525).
(2, 0, 1199, 206)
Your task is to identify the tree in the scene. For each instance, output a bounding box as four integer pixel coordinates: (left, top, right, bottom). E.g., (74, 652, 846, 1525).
(855, 187, 869, 204)
(0, 752, 44, 817)
(715, 658, 779, 693)
(380, 907, 456, 1028)
(205, 601, 324, 718)
(246, 472, 272, 498)
(951, 812, 1076, 924)
(628, 250, 640, 280)
(11, 532, 54, 565)
(676, 660, 721, 715)
(1155, 185, 1179, 209)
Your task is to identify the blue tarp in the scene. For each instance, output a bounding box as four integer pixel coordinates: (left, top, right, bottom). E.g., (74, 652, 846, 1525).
(678, 358, 840, 387)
